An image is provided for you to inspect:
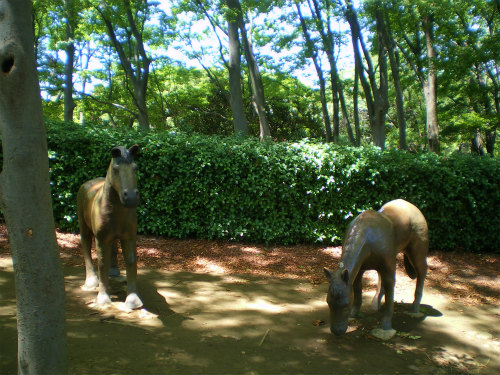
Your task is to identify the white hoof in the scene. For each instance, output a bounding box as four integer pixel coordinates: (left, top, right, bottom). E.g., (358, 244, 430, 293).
(125, 293, 143, 310)
(82, 276, 99, 291)
(405, 311, 425, 318)
(371, 327, 397, 340)
(96, 292, 112, 306)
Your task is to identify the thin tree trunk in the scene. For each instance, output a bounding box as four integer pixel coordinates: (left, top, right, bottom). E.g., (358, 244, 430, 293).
(353, 62, 361, 146)
(63, 0, 75, 122)
(0, 1, 67, 374)
(296, 2, 332, 142)
(226, 0, 249, 135)
(381, 9, 407, 150)
(97, 1, 151, 130)
(422, 14, 440, 153)
(236, 2, 270, 139)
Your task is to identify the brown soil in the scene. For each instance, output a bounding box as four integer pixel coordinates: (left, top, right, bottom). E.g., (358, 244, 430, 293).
(1, 224, 499, 374)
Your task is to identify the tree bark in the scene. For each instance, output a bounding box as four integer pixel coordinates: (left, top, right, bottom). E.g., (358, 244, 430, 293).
(0, 1, 67, 374)
(97, 1, 151, 130)
(235, 1, 271, 139)
(381, 8, 407, 150)
(64, 0, 75, 123)
(296, 2, 332, 142)
(343, 0, 388, 148)
(226, 0, 249, 135)
(422, 14, 440, 153)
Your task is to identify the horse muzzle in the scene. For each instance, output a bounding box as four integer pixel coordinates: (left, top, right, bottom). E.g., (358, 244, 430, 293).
(121, 189, 139, 208)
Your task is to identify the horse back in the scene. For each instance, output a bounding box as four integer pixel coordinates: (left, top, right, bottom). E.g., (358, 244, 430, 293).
(378, 199, 428, 253)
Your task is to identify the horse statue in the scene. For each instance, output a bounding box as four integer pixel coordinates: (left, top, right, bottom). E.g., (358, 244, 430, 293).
(77, 145, 143, 310)
(324, 199, 428, 340)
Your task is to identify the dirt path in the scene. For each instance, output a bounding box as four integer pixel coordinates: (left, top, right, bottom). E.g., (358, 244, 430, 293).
(0, 226, 499, 374)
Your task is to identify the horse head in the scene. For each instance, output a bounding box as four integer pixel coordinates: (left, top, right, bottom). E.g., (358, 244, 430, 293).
(109, 145, 140, 208)
(324, 267, 353, 336)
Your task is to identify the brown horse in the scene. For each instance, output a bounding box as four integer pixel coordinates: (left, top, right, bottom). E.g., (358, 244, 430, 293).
(77, 145, 143, 310)
(324, 199, 428, 337)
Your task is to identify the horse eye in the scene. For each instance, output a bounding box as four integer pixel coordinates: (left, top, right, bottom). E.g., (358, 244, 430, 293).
(131, 163, 137, 171)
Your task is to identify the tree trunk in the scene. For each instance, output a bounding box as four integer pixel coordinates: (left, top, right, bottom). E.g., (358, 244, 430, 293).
(63, 0, 75, 122)
(422, 14, 440, 153)
(0, 1, 67, 374)
(98, 1, 151, 130)
(226, 0, 249, 135)
(296, 3, 332, 142)
(236, 1, 270, 139)
(353, 63, 361, 146)
(381, 9, 407, 150)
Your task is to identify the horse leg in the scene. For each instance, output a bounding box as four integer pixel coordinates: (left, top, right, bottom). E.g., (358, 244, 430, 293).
(351, 270, 364, 317)
(371, 271, 385, 311)
(109, 241, 120, 277)
(79, 223, 98, 290)
(121, 239, 143, 310)
(407, 241, 428, 314)
(379, 269, 396, 331)
(95, 238, 112, 306)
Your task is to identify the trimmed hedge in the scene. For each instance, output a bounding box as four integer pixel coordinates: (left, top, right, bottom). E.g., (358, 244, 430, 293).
(44, 120, 500, 253)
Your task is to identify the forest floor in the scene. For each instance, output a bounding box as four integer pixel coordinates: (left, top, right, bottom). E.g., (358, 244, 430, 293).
(0, 224, 499, 374)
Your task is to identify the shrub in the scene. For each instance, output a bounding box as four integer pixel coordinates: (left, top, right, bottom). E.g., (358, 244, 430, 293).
(44, 120, 500, 253)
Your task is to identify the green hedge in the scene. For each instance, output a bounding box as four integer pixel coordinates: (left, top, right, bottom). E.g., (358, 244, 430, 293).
(44, 120, 500, 253)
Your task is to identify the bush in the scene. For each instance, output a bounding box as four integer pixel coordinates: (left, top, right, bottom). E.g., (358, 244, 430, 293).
(45, 120, 500, 253)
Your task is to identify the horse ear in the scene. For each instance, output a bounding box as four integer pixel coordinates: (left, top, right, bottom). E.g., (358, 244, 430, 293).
(111, 147, 122, 158)
(323, 268, 333, 282)
(129, 144, 140, 156)
(341, 269, 349, 283)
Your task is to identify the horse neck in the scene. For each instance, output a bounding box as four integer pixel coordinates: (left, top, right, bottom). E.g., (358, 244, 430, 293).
(101, 166, 121, 207)
(339, 236, 368, 284)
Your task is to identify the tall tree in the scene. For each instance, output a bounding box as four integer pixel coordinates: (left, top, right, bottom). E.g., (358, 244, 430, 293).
(296, 1, 333, 142)
(341, 0, 389, 148)
(226, 0, 249, 135)
(63, 0, 76, 122)
(0, 0, 67, 374)
(309, 0, 355, 144)
(94, 0, 153, 130)
(421, 13, 439, 153)
(377, 2, 407, 149)
(234, 0, 271, 139)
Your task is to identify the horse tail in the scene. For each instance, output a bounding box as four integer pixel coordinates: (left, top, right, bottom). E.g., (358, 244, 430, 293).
(404, 254, 417, 280)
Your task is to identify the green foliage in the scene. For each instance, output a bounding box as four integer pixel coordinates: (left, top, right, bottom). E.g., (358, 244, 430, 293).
(46, 120, 500, 253)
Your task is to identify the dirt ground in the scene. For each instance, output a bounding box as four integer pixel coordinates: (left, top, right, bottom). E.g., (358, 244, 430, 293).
(0, 224, 499, 375)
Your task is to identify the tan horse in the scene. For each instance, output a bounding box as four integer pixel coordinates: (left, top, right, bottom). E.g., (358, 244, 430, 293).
(324, 199, 428, 338)
(77, 145, 143, 310)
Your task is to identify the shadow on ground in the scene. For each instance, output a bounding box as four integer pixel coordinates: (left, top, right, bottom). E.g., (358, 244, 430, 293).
(1, 256, 499, 375)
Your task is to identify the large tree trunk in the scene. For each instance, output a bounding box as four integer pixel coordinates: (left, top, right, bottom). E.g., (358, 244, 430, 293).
(63, 0, 75, 122)
(422, 14, 440, 153)
(0, 1, 67, 374)
(236, 1, 270, 139)
(226, 0, 249, 135)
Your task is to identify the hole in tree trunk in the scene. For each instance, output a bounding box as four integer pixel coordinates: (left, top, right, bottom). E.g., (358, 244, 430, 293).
(1, 56, 14, 74)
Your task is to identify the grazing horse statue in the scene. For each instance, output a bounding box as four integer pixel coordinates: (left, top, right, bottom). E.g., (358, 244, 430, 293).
(77, 145, 143, 310)
(324, 199, 428, 339)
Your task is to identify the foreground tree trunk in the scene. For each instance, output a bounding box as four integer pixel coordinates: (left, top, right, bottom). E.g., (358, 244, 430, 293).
(0, 1, 67, 374)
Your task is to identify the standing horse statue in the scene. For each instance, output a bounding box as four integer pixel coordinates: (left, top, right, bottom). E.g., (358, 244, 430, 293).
(323, 199, 428, 340)
(77, 145, 143, 310)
